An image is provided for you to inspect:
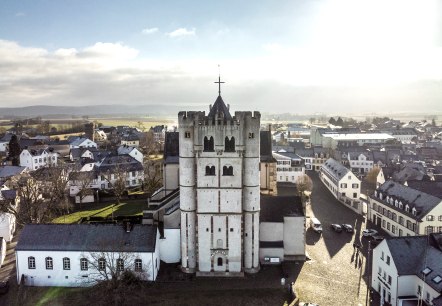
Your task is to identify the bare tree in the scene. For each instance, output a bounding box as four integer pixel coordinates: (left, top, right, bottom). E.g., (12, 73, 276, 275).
(0, 175, 47, 225)
(296, 174, 313, 197)
(143, 158, 162, 195)
(103, 163, 128, 205)
(364, 167, 381, 195)
(70, 171, 95, 206)
(80, 239, 150, 289)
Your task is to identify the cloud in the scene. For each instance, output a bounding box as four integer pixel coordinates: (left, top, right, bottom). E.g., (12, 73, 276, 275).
(141, 27, 159, 35)
(166, 28, 196, 38)
(15, 12, 25, 17)
(0, 39, 442, 114)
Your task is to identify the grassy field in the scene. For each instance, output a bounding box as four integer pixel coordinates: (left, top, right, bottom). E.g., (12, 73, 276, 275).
(52, 199, 145, 224)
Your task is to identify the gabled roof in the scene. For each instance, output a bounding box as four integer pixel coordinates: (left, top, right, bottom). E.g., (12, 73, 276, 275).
(208, 95, 232, 120)
(163, 132, 179, 164)
(376, 180, 442, 220)
(69, 137, 94, 147)
(406, 181, 442, 198)
(0, 166, 26, 179)
(321, 158, 352, 181)
(260, 131, 274, 162)
(386, 234, 442, 293)
(117, 145, 138, 155)
(97, 155, 143, 173)
(16, 224, 157, 253)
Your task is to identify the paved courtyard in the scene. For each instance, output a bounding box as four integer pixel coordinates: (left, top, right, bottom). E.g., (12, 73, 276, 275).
(294, 171, 371, 306)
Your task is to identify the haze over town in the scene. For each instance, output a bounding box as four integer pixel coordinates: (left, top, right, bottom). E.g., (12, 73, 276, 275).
(1, 0, 442, 114)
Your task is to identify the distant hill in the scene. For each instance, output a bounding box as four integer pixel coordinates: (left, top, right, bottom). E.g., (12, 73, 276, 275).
(0, 104, 204, 118)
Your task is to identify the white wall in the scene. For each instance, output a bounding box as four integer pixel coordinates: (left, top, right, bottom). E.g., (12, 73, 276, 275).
(0, 213, 15, 242)
(159, 228, 181, 263)
(16, 250, 158, 287)
(283, 216, 305, 257)
(372, 241, 398, 305)
(0, 238, 6, 268)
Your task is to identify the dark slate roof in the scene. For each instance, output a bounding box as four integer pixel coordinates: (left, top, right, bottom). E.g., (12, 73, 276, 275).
(208, 95, 232, 120)
(348, 151, 373, 160)
(164, 132, 179, 164)
(321, 158, 351, 181)
(372, 150, 387, 163)
(392, 163, 428, 183)
(260, 195, 304, 222)
(97, 155, 143, 173)
(376, 180, 441, 220)
(1, 189, 16, 200)
(47, 139, 70, 146)
(16, 224, 157, 252)
(406, 181, 442, 198)
(260, 131, 274, 162)
(0, 166, 26, 179)
(386, 234, 442, 292)
(294, 148, 314, 158)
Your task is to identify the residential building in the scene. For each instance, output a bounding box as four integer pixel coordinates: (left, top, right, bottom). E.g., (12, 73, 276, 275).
(15, 224, 160, 286)
(68, 137, 97, 149)
(347, 151, 374, 175)
(321, 133, 395, 149)
(117, 145, 143, 163)
(368, 180, 442, 237)
(320, 158, 362, 214)
(120, 134, 140, 147)
(19, 148, 59, 171)
(273, 151, 305, 183)
(371, 234, 442, 306)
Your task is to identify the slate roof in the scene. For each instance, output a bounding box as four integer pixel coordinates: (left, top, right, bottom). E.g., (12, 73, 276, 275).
(117, 145, 137, 155)
(372, 150, 387, 164)
(0, 166, 26, 179)
(208, 95, 232, 120)
(260, 195, 304, 222)
(1, 189, 16, 200)
(406, 181, 442, 198)
(163, 132, 179, 164)
(392, 163, 429, 183)
(376, 180, 442, 220)
(16, 224, 157, 252)
(294, 148, 314, 158)
(386, 234, 442, 292)
(70, 137, 93, 147)
(348, 151, 373, 161)
(321, 158, 351, 181)
(260, 131, 274, 162)
(97, 155, 143, 173)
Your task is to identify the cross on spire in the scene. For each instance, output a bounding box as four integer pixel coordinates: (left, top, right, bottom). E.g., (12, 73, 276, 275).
(214, 65, 225, 96)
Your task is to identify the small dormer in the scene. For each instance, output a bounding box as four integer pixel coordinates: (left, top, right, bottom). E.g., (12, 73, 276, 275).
(374, 191, 378, 197)
(405, 204, 410, 213)
(379, 192, 383, 200)
(394, 199, 398, 206)
(412, 207, 417, 216)
(389, 197, 394, 205)
(386, 196, 390, 203)
(399, 201, 403, 209)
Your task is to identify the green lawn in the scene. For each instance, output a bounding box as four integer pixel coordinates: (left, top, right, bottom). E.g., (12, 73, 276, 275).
(52, 199, 146, 224)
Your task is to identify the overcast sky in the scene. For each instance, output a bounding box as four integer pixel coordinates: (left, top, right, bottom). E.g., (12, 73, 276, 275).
(1, 0, 441, 114)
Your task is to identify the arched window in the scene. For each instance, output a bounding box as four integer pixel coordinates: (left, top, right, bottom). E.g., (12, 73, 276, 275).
(135, 259, 142, 272)
(28, 256, 36, 269)
(223, 165, 233, 176)
(63, 257, 70, 270)
(206, 165, 216, 176)
(217, 257, 223, 267)
(225, 136, 235, 152)
(80, 258, 88, 271)
(45, 257, 53, 270)
(204, 136, 214, 151)
(98, 258, 106, 271)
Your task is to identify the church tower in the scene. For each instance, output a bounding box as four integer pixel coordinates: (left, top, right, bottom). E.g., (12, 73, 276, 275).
(178, 77, 260, 275)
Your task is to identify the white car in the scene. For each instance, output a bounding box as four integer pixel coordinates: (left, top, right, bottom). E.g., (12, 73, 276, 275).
(362, 229, 378, 237)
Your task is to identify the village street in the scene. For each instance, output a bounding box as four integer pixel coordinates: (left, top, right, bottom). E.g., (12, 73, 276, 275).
(294, 171, 371, 306)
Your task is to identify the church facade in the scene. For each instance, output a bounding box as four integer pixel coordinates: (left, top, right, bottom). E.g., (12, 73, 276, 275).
(178, 82, 261, 275)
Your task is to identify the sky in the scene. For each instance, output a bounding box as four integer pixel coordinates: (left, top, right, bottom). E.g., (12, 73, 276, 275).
(0, 0, 442, 115)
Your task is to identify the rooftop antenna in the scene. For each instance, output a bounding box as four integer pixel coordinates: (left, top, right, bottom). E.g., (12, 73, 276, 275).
(214, 64, 225, 96)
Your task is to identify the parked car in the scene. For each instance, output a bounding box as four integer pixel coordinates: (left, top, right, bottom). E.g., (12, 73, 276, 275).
(310, 217, 322, 234)
(341, 224, 354, 233)
(300, 303, 319, 306)
(331, 224, 343, 232)
(362, 229, 378, 237)
(370, 235, 385, 246)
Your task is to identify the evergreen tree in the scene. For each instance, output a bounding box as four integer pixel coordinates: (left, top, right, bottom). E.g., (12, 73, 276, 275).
(329, 117, 337, 125)
(8, 135, 21, 166)
(336, 117, 344, 126)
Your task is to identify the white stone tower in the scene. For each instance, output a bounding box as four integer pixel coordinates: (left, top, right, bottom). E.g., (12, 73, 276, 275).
(178, 77, 260, 275)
